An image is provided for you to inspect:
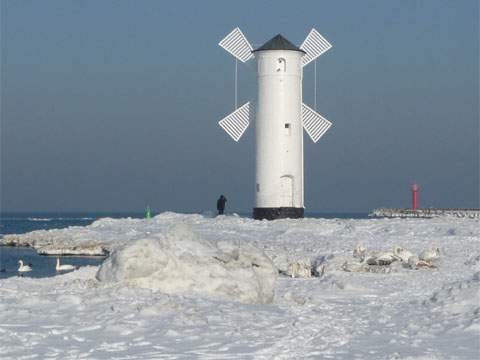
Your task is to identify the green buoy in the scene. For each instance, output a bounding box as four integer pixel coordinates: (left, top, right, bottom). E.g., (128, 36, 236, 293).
(145, 206, 152, 219)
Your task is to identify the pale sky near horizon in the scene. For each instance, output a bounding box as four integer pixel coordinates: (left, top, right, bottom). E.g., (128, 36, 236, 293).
(1, 0, 478, 213)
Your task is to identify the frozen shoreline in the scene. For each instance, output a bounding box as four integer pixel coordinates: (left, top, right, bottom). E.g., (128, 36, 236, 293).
(0, 244, 108, 256)
(1, 212, 479, 359)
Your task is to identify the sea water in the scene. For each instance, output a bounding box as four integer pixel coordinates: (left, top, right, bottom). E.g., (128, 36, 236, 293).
(0, 211, 368, 279)
(0, 247, 104, 279)
(0, 212, 135, 279)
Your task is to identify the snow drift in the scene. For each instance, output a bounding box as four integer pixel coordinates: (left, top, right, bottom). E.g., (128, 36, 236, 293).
(1, 214, 479, 359)
(96, 224, 277, 304)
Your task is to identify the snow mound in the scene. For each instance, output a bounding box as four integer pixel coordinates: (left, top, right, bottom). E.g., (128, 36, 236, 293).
(96, 224, 277, 304)
(426, 272, 480, 312)
(422, 272, 480, 333)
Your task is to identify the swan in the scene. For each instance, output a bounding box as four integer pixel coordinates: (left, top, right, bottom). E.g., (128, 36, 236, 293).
(56, 257, 75, 271)
(18, 260, 32, 272)
(353, 244, 367, 262)
(419, 247, 441, 262)
(375, 252, 398, 265)
(366, 251, 397, 266)
(406, 255, 435, 269)
(289, 261, 312, 278)
(393, 246, 414, 263)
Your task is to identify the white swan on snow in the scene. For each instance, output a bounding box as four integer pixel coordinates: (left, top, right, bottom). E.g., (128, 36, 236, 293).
(353, 244, 367, 261)
(18, 260, 32, 272)
(393, 246, 414, 263)
(56, 257, 75, 271)
(366, 251, 397, 266)
(419, 248, 441, 262)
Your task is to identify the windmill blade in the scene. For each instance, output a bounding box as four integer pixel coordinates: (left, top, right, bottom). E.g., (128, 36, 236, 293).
(300, 28, 332, 67)
(301, 103, 332, 143)
(219, 27, 254, 63)
(219, 102, 251, 142)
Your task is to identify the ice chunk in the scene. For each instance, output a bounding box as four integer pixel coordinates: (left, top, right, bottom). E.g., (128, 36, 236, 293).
(96, 224, 277, 304)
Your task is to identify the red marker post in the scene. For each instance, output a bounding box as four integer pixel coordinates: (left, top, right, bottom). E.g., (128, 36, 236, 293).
(411, 183, 420, 211)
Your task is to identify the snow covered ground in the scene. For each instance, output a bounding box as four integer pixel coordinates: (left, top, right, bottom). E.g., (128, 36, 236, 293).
(1, 213, 479, 359)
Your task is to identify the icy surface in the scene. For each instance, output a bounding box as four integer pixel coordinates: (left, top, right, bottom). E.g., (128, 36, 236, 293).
(1, 213, 479, 359)
(96, 224, 277, 304)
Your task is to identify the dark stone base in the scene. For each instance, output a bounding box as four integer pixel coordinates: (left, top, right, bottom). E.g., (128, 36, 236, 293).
(253, 207, 304, 220)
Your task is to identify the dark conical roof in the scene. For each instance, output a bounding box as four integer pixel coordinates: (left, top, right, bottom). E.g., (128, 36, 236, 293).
(253, 34, 305, 53)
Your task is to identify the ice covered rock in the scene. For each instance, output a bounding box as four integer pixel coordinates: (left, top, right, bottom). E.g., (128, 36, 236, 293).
(37, 244, 107, 256)
(96, 224, 277, 304)
(266, 250, 290, 274)
(312, 254, 334, 277)
(341, 260, 366, 272)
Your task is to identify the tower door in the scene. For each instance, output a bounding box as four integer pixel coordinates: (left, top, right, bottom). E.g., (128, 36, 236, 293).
(280, 175, 294, 207)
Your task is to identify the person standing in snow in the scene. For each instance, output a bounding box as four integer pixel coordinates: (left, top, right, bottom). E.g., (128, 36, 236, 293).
(217, 195, 227, 215)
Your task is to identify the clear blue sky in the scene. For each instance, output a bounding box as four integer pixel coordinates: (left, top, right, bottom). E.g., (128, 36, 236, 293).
(1, 0, 478, 213)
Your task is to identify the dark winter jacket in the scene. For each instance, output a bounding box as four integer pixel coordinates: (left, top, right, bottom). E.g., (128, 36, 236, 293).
(217, 195, 227, 210)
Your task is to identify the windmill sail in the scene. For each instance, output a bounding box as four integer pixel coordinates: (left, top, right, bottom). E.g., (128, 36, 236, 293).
(219, 27, 254, 63)
(218, 102, 251, 142)
(300, 28, 332, 67)
(301, 103, 332, 143)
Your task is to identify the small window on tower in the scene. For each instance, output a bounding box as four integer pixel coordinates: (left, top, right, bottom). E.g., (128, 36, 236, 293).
(284, 123, 291, 135)
(276, 58, 286, 72)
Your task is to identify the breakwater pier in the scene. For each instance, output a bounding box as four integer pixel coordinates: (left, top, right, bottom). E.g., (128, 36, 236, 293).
(369, 208, 480, 219)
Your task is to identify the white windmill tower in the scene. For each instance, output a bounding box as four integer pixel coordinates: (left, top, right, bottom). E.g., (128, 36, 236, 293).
(218, 28, 333, 220)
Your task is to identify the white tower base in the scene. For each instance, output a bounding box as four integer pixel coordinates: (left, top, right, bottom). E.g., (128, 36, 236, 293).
(253, 207, 304, 220)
